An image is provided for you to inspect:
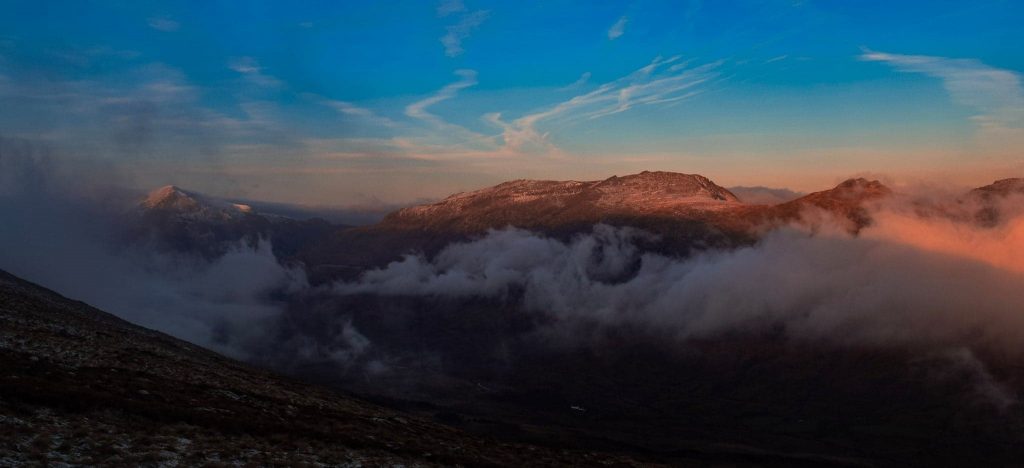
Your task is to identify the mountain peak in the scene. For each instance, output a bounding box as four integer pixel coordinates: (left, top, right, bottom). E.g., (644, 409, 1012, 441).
(383, 171, 743, 232)
(142, 185, 201, 211)
(837, 177, 884, 188)
(970, 178, 1024, 201)
(827, 178, 891, 199)
(594, 171, 739, 202)
(140, 185, 253, 218)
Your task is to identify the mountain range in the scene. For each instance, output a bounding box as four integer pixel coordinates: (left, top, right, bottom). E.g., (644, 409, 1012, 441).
(129, 172, 1022, 283)
(300, 173, 893, 282)
(59, 168, 1019, 462)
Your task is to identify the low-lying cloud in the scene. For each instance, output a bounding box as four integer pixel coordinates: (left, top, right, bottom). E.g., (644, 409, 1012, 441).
(335, 202, 1024, 354)
(328, 199, 1024, 407)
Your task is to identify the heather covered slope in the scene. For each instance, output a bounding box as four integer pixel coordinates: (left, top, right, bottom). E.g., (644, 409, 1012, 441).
(0, 269, 650, 466)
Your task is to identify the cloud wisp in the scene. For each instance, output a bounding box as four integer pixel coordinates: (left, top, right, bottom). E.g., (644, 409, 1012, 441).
(561, 71, 592, 90)
(324, 99, 397, 128)
(405, 69, 479, 125)
(0, 56, 302, 175)
(485, 55, 721, 153)
(861, 50, 1024, 133)
(399, 69, 498, 149)
(319, 55, 722, 164)
(440, 7, 489, 57)
(608, 16, 628, 40)
(437, 0, 467, 17)
(228, 56, 283, 88)
(147, 17, 180, 32)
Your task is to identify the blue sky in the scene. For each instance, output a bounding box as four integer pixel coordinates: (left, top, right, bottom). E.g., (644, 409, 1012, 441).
(1, 0, 1023, 204)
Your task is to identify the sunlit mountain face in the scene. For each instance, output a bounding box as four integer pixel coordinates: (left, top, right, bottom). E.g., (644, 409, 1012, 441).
(3, 1, 1024, 465)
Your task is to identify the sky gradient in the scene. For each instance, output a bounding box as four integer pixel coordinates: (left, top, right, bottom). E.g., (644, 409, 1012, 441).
(1, 0, 1023, 205)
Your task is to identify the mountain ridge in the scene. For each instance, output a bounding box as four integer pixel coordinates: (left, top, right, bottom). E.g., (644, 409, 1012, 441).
(138, 172, 1020, 284)
(386, 171, 742, 230)
(299, 172, 892, 282)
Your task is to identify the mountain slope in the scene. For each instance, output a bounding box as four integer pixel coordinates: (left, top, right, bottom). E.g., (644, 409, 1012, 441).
(0, 269, 650, 466)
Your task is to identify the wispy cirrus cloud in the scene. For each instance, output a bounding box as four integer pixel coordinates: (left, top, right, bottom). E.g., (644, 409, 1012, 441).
(228, 57, 283, 88)
(439, 3, 489, 57)
(486, 55, 722, 153)
(147, 17, 180, 32)
(861, 50, 1024, 132)
(437, 0, 466, 17)
(608, 16, 628, 40)
(561, 71, 592, 90)
(324, 99, 396, 128)
(405, 69, 478, 127)
(228, 56, 261, 74)
(0, 60, 297, 165)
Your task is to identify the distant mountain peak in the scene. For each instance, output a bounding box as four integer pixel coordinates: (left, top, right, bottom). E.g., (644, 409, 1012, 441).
(836, 177, 886, 189)
(828, 178, 891, 199)
(435, 171, 737, 209)
(767, 178, 892, 231)
(140, 185, 253, 219)
(142, 185, 202, 211)
(970, 178, 1024, 201)
(382, 171, 743, 233)
(963, 178, 1024, 226)
(592, 171, 740, 202)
